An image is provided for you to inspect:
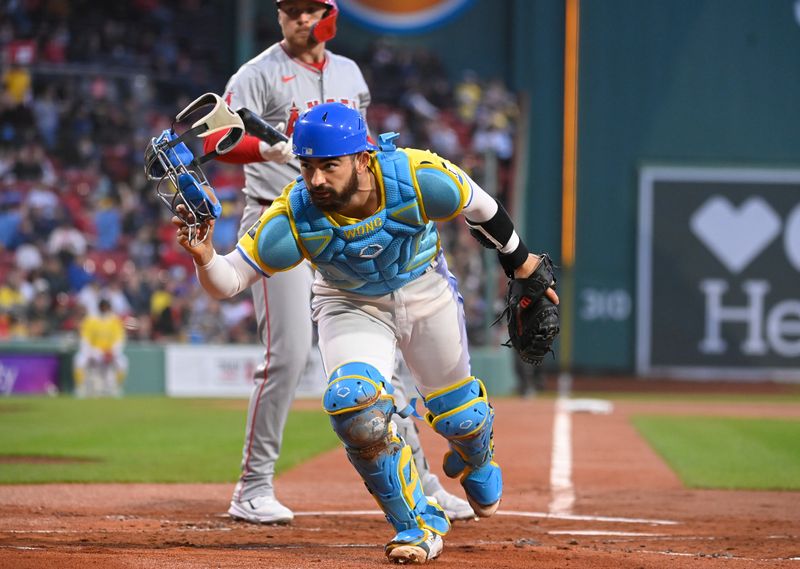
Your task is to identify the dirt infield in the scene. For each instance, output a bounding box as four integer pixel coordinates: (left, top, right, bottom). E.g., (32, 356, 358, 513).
(1, 396, 799, 568)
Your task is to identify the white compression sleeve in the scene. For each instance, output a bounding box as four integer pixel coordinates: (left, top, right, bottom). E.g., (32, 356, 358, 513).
(462, 175, 522, 255)
(461, 173, 498, 222)
(195, 250, 261, 299)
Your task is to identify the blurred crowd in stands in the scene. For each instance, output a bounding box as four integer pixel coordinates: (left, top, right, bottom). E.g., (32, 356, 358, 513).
(0, 1, 521, 347)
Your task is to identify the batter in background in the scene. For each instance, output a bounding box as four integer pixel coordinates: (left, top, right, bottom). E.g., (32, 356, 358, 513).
(203, 0, 473, 524)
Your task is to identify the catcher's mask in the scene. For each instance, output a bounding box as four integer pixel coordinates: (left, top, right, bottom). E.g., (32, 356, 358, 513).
(144, 93, 244, 245)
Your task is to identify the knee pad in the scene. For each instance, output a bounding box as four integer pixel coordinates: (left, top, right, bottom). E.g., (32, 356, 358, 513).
(323, 362, 450, 536)
(323, 361, 395, 450)
(424, 377, 502, 510)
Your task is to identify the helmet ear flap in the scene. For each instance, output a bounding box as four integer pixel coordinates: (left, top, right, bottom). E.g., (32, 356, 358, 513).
(311, 1, 338, 43)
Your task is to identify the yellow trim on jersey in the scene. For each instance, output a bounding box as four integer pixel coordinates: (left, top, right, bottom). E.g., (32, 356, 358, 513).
(326, 154, 387, 227)
(237, 182, 306, 275)
(389, 202, 423, 226)
(404, 150, 430, 223)
(370, 153, 387, 211)
(301, 233, 332, 257)
(404, 233, 439, 272)
(415, 165, 470, 222)
(400, 148, 471, 223)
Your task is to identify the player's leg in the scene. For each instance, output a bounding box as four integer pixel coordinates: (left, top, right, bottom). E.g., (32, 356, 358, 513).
(399, 265, 503, 517)
(391, 357, 475, 521)
(314, 292, 449, 564)
(228, 201, 314, 524)
(110, 352, 127, 398)
(72, 349, 89, 399)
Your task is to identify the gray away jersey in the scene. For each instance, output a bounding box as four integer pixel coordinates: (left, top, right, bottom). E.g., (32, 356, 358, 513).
(224, 42, 371, 201)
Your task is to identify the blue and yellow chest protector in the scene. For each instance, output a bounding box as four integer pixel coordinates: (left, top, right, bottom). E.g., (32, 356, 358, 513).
(288, 136, 440, 296)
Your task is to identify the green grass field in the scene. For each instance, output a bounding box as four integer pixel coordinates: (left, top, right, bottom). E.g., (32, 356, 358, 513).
(0, 397, 339, 483)
(632, 415, 800, 490)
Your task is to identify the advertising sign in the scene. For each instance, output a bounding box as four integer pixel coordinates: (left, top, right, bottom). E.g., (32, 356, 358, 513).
(0, 354, 60, 395)
(165, 345, 325, 397)
(338, 0, 476, 34)
(637, 166, 800, 380)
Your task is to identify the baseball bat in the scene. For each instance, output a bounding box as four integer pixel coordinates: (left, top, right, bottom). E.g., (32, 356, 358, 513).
(236, 107, 300, 173)
(236, 107, 288, 144)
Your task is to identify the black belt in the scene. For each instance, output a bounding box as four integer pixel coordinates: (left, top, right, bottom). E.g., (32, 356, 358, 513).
(251, 197, 273, 207)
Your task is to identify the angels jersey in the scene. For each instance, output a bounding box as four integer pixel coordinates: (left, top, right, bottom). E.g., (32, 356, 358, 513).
(224, 42, 371, 202)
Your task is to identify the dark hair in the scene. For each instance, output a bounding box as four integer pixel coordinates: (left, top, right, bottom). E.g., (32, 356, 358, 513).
(98, 299, 111, 312)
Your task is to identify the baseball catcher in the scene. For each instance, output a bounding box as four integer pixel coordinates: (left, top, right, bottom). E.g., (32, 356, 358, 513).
(161, 102, 559, 564)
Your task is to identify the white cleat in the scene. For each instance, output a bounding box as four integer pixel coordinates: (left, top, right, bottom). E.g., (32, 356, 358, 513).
(227, 495, 294, 524)
(422, 473, 476, 521)
(429, 487, 476, 521)
(386, 532, 443, 565)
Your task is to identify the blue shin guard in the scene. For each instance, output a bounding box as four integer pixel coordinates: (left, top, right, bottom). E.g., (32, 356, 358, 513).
(323, 362, 450, 546)
(423, 377, 502, 517)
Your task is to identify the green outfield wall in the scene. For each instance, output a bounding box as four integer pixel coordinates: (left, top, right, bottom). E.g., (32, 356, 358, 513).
(571, 0, 800, 372)
(510, 0, 800, 374)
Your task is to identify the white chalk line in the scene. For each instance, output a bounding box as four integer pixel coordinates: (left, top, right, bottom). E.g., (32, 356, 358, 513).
(292, 509, 677, 525)
(549, 396, 575, 515)
(548, 530, 666, 537)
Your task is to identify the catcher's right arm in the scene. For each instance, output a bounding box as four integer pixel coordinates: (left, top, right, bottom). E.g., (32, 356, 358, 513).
(463, 195, 560, 364)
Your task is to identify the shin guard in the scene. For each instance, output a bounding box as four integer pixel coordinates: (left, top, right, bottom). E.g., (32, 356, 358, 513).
(423, 377, 502, 516)
(323, 362, 450, 538)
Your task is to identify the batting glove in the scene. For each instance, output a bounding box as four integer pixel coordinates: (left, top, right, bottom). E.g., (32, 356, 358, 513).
(258, 121, 293, 164)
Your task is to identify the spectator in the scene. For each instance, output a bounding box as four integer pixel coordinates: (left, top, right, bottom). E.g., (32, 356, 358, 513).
(0, 270, 27, 314)
(47, 216, 88, 257)
(152, 293, 190, 341)
(0, 1, 521, 349)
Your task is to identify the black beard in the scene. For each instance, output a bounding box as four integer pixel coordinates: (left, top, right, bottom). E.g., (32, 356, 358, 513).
(309, 168, 359, 212)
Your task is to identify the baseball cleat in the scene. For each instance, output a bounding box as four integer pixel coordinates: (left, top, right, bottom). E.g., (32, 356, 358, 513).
(385, 530, 443, 565)
(428, 488, 475, 521)
(421, 472, 475, 521)
(466, 495, 500, 518)
(227, 495, 294, 524)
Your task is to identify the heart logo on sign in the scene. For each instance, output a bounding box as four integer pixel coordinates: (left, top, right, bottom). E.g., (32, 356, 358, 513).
(690, 196, 782, 274)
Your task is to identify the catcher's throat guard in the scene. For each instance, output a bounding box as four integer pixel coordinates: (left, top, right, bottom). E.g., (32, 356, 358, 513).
(144, 93, 244, 245)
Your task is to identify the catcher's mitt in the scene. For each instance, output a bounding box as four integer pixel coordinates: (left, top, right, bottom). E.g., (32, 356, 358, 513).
(496, 254, 560, 365)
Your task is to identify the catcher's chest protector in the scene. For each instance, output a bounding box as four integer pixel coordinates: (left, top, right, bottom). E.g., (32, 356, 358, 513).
(287, 149, 440, 295)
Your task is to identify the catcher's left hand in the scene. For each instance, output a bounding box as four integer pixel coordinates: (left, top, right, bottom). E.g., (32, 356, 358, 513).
(497, 254, 560, 365)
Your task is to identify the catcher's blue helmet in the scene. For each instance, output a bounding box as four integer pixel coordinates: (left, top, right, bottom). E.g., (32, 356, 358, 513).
(292, 102, 376, 158)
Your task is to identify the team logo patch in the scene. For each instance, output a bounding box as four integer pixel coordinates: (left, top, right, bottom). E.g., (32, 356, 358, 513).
(247, 219, 262, 239)
(359, 244, 384, 259)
